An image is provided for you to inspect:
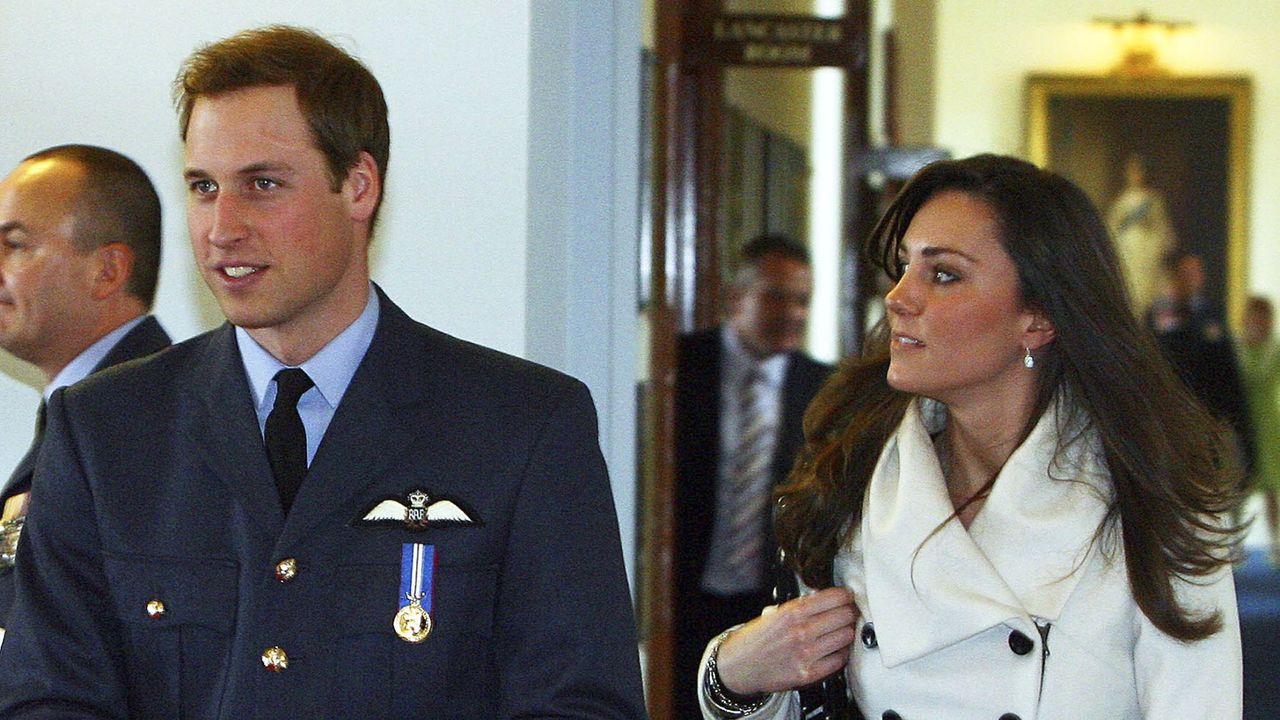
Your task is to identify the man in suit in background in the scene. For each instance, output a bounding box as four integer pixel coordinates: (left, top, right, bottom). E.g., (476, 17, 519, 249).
(0, 144, 170, 635)
(673, 234, 833, 718)
(0, 26, 645, 719)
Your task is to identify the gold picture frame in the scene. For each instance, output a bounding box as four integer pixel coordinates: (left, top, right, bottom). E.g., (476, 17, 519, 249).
(1025, 73, 1251, 326)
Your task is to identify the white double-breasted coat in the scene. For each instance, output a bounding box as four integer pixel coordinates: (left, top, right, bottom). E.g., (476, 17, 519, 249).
(703, 398, 1241, 720)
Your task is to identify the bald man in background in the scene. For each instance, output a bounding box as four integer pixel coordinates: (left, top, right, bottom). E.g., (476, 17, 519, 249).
(0, 144, 171, 635)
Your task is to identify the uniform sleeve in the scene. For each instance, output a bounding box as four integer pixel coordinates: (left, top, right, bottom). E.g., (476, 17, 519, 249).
(492, 380, 648, 719)
(1133, 565, 1242, 718)
(0, 389, 130, 718)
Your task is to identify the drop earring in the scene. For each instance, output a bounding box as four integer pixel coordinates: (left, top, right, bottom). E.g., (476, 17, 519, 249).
(1023, 347, 1035, 369)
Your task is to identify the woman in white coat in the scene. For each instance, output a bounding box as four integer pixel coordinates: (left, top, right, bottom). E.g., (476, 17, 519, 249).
(699, 155, 1243, 720)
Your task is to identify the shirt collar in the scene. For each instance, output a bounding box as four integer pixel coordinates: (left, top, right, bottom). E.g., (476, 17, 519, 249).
(238, 283, 380, 414)
(44, 315, 148, 401)
(721, 325, 788, 387)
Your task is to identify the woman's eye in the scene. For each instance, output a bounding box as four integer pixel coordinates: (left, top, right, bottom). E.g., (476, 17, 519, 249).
(933, 268, 959, 283)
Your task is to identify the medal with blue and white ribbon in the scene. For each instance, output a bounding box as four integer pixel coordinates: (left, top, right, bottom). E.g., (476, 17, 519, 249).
(394, 543, 435, 643)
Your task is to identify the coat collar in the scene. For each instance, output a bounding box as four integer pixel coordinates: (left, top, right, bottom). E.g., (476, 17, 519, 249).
(846, 396, 1112, 666)
(181, 287, 440, 546)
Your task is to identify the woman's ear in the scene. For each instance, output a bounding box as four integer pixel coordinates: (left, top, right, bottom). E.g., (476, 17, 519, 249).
(1024, 312, 1056, 351)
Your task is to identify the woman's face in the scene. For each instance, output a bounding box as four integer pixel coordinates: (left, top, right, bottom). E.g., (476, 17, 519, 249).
(884, 190, 1043, 406)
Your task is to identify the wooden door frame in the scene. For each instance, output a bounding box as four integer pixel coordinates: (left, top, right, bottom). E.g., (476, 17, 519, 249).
(640, 4, 869, 718)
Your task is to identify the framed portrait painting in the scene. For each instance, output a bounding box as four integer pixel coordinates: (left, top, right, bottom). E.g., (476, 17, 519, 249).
(1025, 73, 1251, 325)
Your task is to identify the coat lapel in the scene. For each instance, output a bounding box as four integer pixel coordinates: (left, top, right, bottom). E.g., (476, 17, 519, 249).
(967, 403, 1112, 620)
(183, 325, 284, 540)
(856, 398, 1111, 667)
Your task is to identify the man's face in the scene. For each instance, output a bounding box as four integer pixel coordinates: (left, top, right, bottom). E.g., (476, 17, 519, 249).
(0, 159, 98, 375)
(1175, 255, 1206, 298)
(727, 253, 813, 358)
(184, 84, 375, 363)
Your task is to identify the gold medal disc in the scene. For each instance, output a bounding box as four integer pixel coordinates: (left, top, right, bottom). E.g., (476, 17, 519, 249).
(394, 600, 433, 643)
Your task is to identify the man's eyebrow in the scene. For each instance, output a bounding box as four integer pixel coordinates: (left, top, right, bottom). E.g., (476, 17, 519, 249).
(182, 162, 295, 180)
(238, 162, 294, 176)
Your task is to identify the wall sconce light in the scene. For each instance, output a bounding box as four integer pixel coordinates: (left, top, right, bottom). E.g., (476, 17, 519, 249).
(1092, 10, 1193, 75)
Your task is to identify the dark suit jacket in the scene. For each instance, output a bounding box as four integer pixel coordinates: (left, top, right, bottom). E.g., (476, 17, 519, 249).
(1148, 299, 1256, 473)
(673, 327, 832, 601)
(0, 291, 645, 719)
(0, 315, 170, 626)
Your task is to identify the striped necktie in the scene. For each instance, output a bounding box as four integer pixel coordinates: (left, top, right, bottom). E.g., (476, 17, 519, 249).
(702, 366, 777, 594)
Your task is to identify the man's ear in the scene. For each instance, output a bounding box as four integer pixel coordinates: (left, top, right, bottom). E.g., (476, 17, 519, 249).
(90, 242, 134, 301)
(345, 150, 381, 224)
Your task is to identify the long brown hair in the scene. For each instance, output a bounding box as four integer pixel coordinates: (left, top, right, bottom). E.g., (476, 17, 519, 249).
(775, 154, 1241, 641)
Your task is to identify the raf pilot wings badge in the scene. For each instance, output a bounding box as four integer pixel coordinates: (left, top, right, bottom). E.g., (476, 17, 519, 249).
(354, 489, 482, 530)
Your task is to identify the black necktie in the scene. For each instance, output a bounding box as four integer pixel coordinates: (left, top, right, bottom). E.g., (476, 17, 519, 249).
(266, 369, 314, 515)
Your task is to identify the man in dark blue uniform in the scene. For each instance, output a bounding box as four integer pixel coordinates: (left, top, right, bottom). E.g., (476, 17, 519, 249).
(0, 26, 645, 719)
(0, 144, 170, 637)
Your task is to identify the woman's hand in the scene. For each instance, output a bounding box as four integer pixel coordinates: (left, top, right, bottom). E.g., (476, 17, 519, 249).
(715, 587, 859, 696)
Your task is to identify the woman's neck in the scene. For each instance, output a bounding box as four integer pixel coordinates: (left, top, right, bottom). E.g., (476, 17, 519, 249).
(937, 391, 1039, 525)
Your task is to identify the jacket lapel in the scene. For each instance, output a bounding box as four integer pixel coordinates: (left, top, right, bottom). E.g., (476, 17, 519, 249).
(276, 294, 435, 548)
(856, 398, 1111, 667)
(92, 315, 171, 372)
(183, 325, 285, 540)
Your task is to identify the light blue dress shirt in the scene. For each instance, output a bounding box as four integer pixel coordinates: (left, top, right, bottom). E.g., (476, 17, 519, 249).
(237, 284, 380, 466)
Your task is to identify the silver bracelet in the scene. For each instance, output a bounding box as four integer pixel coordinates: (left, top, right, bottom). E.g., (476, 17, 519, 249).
(703, 629, 770, 719)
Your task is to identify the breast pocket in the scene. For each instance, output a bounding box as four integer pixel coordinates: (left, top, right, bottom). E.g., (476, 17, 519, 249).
(329, 560, 499, 718)
(102, 553, 238, 720)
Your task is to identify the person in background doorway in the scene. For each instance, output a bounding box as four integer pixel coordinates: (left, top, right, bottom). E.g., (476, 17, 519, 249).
(674, 233, 832, 719)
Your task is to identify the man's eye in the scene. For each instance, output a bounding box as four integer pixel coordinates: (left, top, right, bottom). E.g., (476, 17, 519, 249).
(190, 179, 216, 194)
(253, 178, 279, 191)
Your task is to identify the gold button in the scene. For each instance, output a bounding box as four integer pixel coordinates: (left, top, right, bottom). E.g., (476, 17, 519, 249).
(261, 646, 289, 672)
(274, 558, 298, 582)
(146, 599, 166, 619)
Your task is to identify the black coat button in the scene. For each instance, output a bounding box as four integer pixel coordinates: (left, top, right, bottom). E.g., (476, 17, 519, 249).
(861, 622, 878, 649)
(881, 711, 902, 720)
(999, 714, 1022, 720)
(1007, 629, 1034, 656)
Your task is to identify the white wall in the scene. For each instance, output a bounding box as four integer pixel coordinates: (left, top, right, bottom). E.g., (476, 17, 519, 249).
(0, 1, 641, 582)
(933, 0, 1280, 304)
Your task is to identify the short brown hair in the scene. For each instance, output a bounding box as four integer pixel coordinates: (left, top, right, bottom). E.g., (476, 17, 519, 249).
(24, 144, 162, 307)
(174, 25, 390, 230)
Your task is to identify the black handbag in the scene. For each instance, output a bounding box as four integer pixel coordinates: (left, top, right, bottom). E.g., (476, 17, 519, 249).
(772, 549, 863, 720)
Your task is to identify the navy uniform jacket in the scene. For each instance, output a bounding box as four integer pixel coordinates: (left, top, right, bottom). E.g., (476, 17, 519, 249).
(0, 315, 170, 627)
(0, 291, 646, 719)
